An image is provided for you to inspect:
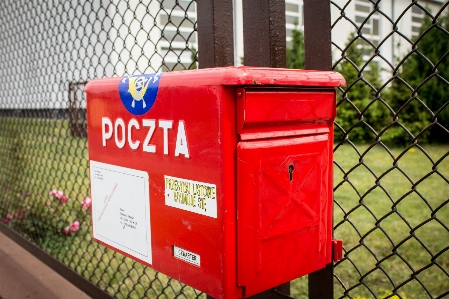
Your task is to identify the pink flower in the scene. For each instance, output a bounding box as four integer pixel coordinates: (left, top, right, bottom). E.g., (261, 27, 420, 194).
(82, 197, 92, 210)
(15, 209, 26, 219)
(54, 190, 64, 199)
(64, 221, 80, 236)
(1, 213, 13, 224)
(49, 189, 68, 204)
(70, 221, 80, 232)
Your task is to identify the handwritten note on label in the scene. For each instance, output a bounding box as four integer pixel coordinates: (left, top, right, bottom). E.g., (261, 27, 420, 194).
(90, 161, 152, 264)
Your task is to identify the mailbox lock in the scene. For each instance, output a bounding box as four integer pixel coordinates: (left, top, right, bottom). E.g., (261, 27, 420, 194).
(288, 164, 294, 181)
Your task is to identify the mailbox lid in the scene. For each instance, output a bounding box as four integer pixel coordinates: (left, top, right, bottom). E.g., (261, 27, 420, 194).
(237, 134, 333, 296)
(152, 66, 345, 88)
(236, 88, 336, 140)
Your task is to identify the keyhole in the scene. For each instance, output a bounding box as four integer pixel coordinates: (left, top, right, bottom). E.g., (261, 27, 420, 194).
(288, 165, 294, 182)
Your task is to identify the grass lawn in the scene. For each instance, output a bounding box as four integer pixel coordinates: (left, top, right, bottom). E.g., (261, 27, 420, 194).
(0, 118, 448, 298)
(333, 143, 449, 298)
(292, 143, 449, 299)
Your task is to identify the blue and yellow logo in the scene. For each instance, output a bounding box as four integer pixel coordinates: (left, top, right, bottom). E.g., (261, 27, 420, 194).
(119, 73, 162, 115)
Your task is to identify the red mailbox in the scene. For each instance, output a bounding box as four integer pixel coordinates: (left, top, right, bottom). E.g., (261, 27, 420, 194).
(86, 67, 345, 299)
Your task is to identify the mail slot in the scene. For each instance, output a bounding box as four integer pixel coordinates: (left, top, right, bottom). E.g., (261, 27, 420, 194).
(85, 66, 345, 299)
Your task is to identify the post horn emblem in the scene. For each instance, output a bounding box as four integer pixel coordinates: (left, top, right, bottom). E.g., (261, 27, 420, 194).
(128, 76, 150, 108)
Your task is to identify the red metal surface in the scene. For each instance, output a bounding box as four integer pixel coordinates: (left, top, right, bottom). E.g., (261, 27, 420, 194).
(333, 239, 343, 262)
(237, 134, 333, 297)
(151, 66, 344, 88)
(86, 66, 344, 299)
(236, 88, 336, 140)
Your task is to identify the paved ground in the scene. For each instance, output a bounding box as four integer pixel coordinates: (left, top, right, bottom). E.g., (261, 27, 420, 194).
(0, 231, 91, 299)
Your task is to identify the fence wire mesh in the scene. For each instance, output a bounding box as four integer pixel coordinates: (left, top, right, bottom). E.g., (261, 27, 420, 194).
(331, 0, 449, 298)
(0, 0, 202, 298)
(0, 0, 448, 299)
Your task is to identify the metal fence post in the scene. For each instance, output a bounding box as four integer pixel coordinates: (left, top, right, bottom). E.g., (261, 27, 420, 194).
(242, 0, 286, 68)
(304, 0, 332, 71)
(303, 0, 334, 298)
(241, 1, 291, 298)
(196, 0, 234, 68)
(197, 4, 235, 299)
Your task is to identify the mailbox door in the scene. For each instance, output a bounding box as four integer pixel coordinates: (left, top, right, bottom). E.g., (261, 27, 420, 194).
(237, 135, 333, 296)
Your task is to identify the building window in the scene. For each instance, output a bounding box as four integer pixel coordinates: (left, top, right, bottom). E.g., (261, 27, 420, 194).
(355, 15, 379, 37)
(412, 5, 423, 15)
(159, 0, 197, 69)
(411, 5, 423, 40)
(356, 15, 368, 24)
(355, 0, 379, 38)
(285, 0, 303, 46)
(354, 0, 379, 64)
(286, 3, 299, 13)
(373, 19, 379, 35)
(355, 4, 371, 13)
(160, 0, 196, 12)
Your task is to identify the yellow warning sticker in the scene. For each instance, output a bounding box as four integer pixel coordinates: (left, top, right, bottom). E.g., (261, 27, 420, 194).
(164, 175, 217, 218)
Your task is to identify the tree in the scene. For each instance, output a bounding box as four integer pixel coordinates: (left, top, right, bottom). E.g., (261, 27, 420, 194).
(286, 25, 305, 69)
(286, 28, 387, 144)
(334, 34, 386, 144)
(189, 46, 198, 70)
(385, 12, 449, 144)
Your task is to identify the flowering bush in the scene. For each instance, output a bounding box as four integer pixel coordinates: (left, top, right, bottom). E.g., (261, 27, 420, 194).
(15, 209, 26, 219)
(1, 213, 13, 223)
(0, 187, 93, 258)
(46, 189, 84, 236)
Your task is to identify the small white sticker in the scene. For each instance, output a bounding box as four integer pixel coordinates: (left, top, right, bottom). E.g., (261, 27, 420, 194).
(173, 245, 200, 267)
(165, 176, 217, 218)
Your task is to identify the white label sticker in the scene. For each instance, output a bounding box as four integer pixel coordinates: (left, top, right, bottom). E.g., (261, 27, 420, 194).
(173, 245, 200, 267)
(90, 160, 152, 265)
(164, 176, 217, 218)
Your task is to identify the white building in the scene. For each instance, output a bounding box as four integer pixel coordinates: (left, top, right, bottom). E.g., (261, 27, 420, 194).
(108, 0, 307, 74)
(139, 0, 443, 79)
(0, 0, 443, 109)
(330, 0, 444, 80)
(149, 0, 443, 71)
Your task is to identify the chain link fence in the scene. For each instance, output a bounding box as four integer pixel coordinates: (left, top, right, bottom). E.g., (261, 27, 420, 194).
(0, 0, 448, 298)
(331, 0, 449, 298)
(0, 0, 202, 298)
